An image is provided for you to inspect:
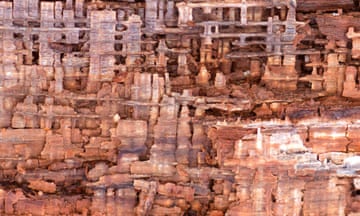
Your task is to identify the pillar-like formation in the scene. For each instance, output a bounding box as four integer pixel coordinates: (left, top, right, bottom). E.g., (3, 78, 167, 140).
(131, 72, 152, 119)
(39, 2, 55, 68)
(157, 39, 168, 68)
(196, 65, 211, 85)
(324, 53, 339, 94)
(177, 49, 190, 75)
(0, 3, 17, 88)
(63, 9, 79, 44)
(177, 2, 193, 26)
(87, 10, 116, 92)
(13, 0, 28, 20)
(240, 0, 247, 25)
(145, 0, 165, 33)
(124, 14, 142, 66)
(165, 0, 177, 27)
(145, 0, 157, 30)
(75, 0, 84, 18)
(347, 27, 360, 59)
(176, 104, 191, 164)
(28, 0, 39, 18)
(342, 66, 360, 98)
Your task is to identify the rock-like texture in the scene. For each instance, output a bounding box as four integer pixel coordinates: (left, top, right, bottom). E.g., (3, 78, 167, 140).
(1, 0, 360, 215)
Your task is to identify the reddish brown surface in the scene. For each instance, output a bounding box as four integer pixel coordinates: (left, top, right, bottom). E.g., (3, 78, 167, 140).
(2, 0, 360, 215)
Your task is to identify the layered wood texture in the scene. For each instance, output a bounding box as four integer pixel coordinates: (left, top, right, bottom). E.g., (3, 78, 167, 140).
(1, 0, 360, 215)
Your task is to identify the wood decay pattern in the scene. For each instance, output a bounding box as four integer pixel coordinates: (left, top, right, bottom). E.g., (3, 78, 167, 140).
(1, 0, 360, 215)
